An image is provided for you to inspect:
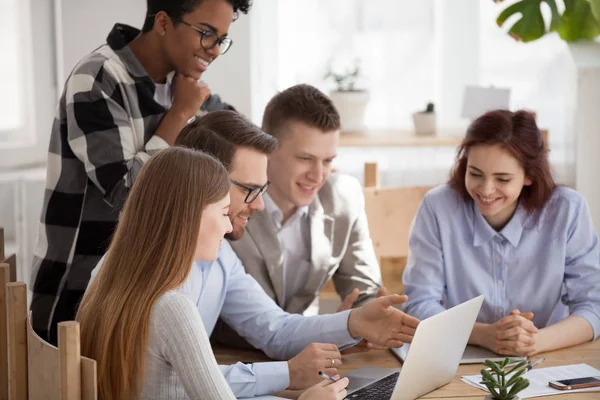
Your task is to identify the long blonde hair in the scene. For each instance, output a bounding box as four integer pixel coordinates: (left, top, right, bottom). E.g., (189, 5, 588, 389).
(77, 147, 230, 399)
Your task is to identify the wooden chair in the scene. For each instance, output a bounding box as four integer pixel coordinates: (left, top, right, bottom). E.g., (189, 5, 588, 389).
(319, 163, 432, 311)
(362, 162, 432, 295)
(1, 263, 13, 400)
(0, 227, 17, 283)
(4, 280, 97, 400)
(1, 226, 17, 400)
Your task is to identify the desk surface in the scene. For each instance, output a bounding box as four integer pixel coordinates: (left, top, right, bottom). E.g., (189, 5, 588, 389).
(214, 339, 600, 399)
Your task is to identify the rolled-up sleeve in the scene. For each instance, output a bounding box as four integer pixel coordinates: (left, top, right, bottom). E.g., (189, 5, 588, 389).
(219, 361, 289, 398)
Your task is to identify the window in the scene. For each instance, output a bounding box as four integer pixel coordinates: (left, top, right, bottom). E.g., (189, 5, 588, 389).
(274, 0, 436, 129)
(253, 0, 575, 184)
(0, 0, 35, 147)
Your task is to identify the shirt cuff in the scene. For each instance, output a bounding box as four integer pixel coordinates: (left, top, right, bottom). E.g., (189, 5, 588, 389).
(145, 134, 170, 154)
(572, 309, 600, 340)
(253, 361, 290, 396)
(324, 310, 359, 348)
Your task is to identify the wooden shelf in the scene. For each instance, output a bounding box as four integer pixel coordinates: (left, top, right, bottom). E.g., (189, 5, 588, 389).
(338, 129, 465, 147)
(338, 128, 548, 148)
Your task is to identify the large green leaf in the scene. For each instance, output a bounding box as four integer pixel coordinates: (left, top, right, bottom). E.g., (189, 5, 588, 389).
(496, 0, 561, 42)
(557, 0, 600, 41)
(588, 0, 600, 21)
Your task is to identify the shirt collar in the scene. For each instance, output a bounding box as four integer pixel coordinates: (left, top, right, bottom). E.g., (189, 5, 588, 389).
(106, 23, 158, 81)
(263, 192, 309, 228)
(499, 205, 527, 247)
(472, 201, 526, 247)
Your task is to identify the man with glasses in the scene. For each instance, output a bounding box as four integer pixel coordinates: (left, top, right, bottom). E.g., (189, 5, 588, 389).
(30, 0, 251, 344)
(88, 110, 420, 398)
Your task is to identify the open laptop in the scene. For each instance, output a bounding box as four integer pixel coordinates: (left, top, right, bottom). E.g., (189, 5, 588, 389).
(343, 295, 484, 400)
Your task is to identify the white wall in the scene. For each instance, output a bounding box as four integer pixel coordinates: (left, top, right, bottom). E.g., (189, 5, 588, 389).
(0, 0, 57, 262)
(57, 0, 253, 114)
(57, 0, 146, 86)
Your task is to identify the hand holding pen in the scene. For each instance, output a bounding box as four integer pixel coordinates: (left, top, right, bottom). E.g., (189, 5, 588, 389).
(298, 372, 348, 400)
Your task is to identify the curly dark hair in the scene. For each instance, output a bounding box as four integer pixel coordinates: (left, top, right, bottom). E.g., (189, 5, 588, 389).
(142, 0, 252, 32)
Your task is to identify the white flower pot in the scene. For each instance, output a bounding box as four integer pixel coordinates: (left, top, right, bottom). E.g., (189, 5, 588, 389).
(412, 112, 436, 136)
(329, 90, 370, 132)
(569, 41, 600, 230)
(484, 396, 520, 400)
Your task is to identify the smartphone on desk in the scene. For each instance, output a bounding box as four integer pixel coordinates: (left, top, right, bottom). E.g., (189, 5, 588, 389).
(548, 376, 600, 390)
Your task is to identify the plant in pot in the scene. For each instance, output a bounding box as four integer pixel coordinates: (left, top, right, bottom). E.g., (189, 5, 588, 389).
(480, 358, 530, 400)
(324, 61, 370, 132)
(495, 0, 600, 228)
(412, 102, 436, 136)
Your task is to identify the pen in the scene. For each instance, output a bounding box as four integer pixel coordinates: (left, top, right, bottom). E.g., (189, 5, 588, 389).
(485, 359, 528, 372)
(524, 357, 545, 372)
(318, 371, 338, 383)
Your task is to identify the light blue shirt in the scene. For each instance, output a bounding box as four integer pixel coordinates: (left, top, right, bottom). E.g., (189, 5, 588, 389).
(177, 241, 357, 398)
(88, 241, 356, 398)
(402, 185, 600, 339)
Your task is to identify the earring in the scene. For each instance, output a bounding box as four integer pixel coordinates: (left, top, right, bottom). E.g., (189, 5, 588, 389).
(161, 31, 165, 36)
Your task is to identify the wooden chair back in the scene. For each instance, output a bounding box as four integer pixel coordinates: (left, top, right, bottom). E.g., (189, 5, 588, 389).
(3, 279, 97, 400)
(0, 228, 17, 282)
(26, 314, 97, 400)
(0, 264, 11, 400)
(363, 163, 432, 293)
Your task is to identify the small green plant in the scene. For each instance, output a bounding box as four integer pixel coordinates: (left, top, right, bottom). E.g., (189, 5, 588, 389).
(423, 102, 435, 113)
(324, 60, 364, 92)
(480, 358, 530, 400)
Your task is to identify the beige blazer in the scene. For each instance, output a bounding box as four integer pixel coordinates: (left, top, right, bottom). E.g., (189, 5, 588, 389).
(211, 174, 382, 349)
(230, 173, 382, 314)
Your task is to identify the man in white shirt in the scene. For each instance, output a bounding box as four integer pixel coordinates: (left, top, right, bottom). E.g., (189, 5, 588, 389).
(213, 85, 383, 349)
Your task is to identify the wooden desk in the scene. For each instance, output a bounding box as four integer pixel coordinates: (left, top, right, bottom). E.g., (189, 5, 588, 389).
(214, 339, 600, 399)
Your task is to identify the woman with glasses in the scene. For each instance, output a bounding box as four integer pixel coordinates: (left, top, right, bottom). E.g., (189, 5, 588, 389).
(77, 147, 349, 399)
(30, 0, 251, 344)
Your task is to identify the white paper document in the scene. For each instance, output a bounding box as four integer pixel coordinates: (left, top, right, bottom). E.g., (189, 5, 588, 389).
(250, 396, 286, 399)
(461, 363, 600, 398)
(392, 344, 526, 364)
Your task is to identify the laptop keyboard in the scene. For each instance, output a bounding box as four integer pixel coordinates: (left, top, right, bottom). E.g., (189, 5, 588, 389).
(344, 372, 400, 399)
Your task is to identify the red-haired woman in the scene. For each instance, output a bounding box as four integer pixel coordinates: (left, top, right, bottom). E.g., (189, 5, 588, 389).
(403, 110, 600, 357)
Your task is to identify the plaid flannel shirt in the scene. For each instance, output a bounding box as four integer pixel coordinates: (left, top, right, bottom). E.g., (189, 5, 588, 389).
(30, 23, 233, 337)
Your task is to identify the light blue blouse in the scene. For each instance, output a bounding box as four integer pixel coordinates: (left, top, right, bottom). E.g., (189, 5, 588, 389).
(402, 185, 600, 339)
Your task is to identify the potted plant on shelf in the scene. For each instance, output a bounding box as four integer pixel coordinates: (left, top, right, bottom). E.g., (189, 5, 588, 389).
(412, 102, 436, 136)
(495, 0, 600, 228)
(480, 358, 530, 400)
(324, 60, 370, 132)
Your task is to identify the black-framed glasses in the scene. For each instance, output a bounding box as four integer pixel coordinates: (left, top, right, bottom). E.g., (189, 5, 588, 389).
(231, 180, 270, 204)
(179, 20, 233, 55)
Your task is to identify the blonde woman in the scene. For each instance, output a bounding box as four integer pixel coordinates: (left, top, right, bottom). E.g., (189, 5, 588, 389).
(77, 147, 348, 399)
